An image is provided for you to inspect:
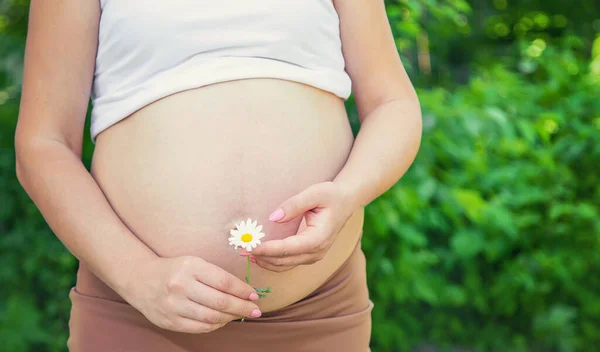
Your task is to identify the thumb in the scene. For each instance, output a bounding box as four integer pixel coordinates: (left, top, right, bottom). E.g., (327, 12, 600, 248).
(268, 184, 323, 223)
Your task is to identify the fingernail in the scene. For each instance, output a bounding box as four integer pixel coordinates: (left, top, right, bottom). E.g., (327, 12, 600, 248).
(239, 252, 251, 257)
(248, 292, 259, 300)
(249, 256, 257, 264)
(269, 208, 285, 221)
(250, 309, 262, 318)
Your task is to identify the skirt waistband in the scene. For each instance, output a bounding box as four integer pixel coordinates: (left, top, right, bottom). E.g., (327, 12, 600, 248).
(68, 235, 373, 351)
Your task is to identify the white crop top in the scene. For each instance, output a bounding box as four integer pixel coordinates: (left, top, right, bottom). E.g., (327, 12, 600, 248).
(89, 0, 352, 142)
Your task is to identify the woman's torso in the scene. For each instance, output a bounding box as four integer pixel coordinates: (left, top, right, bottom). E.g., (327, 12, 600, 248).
(90, 78, 364, 312)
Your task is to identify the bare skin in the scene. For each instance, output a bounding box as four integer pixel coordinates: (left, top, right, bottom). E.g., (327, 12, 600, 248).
(91, 78, 366, 314)
(15, 0, 421, 335)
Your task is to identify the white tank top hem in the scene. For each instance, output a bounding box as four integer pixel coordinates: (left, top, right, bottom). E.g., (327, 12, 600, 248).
(91, 56, 351, 141)
(90, 0, 351, 143)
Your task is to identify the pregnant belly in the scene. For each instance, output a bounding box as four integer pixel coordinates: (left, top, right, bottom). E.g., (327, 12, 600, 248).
(91, 78, 365, 312)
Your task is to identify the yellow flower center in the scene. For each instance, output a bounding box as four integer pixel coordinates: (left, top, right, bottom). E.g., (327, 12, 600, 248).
(241, 233, 253, 243)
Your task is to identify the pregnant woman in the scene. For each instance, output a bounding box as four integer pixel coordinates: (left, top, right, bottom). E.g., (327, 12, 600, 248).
(15, 0, 421, 351)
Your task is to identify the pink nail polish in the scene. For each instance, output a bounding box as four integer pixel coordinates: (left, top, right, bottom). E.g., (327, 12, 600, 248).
(239, 252, 251, 257)
(269, 208, 285, 221)
(249, 292, 259, 301)
(250, 309, 262, 318)
(249, 257, 257, 264)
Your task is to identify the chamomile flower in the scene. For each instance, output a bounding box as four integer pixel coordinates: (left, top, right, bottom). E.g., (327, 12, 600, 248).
(229, 218, 272, 318)
(229, 218, 265, 252)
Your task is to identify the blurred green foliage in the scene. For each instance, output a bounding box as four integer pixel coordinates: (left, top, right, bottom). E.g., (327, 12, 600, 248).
(1, 0, 599, 351)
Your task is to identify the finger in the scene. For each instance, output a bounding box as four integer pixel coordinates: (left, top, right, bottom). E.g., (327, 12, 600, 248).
(177, 300, 239, 325)
(195, 261, 258, 301)
(255, 253, 321, 267)
(254, 257, 297, 273)
(268, 183, 327, 223)
(252, 227, 324, 257)
(187, 282, 260, 318)
(171, 316, 224, 334)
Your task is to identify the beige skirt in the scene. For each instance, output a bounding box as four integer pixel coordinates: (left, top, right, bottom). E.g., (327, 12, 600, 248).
(67, 237, 374, 352)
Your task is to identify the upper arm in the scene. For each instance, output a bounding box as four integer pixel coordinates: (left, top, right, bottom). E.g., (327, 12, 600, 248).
(15, 0, 100, 156)
(334, 0, 420, 122)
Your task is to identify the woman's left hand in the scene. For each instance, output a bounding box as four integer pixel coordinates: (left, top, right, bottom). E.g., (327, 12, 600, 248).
(242, 181, 357, 272)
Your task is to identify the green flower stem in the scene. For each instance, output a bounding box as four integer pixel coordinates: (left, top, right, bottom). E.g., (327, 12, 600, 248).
(246, 255, 251, 284)
(241, 256, 251, 322)
(240, 255, 271, 322)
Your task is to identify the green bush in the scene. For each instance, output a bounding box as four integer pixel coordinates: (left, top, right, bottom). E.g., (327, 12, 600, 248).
(364, 39, 600, 351)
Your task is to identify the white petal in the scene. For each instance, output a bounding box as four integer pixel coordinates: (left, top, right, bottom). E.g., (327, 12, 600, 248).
(256, 225, 263, 232)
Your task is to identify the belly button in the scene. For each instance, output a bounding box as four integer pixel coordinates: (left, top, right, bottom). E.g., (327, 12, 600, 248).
(225, 217, 259, 237)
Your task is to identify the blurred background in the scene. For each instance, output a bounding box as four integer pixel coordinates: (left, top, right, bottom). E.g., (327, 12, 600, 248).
(1, 0, 599, 351)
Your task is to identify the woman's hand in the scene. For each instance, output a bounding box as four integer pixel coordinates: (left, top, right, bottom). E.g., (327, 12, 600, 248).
(245, 181, 357, 272)
(123, 255, 262, 334)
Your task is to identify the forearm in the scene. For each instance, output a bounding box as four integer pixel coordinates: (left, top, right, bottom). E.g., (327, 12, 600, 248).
(334, 98, 422, 209)
(15, 139, 158, 297)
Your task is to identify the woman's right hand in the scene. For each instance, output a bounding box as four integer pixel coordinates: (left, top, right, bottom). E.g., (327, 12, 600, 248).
(123, 255, 262, 334)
